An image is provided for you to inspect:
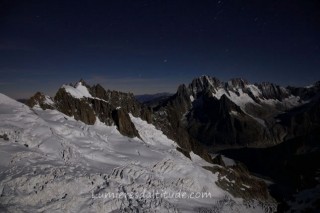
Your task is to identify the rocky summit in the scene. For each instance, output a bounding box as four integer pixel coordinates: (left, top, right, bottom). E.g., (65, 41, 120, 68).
(28, 80, 152, 139)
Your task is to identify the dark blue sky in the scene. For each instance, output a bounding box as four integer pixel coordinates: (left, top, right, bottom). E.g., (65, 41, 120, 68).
(1, 0, 320, 98)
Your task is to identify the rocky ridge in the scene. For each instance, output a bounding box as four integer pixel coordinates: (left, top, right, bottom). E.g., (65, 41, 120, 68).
(150, 75, 320, 150)
(27, 80, 213, 162)
(23, 76, 320, 212)
(27, 76, 320, 158)
(28, 80, 150, 139)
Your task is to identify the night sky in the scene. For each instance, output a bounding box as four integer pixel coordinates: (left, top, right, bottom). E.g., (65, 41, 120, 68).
(1, 0, 320, 99)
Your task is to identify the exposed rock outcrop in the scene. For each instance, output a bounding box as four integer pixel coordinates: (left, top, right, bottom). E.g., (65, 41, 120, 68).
(112, 108, 140, 138)
(28, 81, 145, 139)
(187, 93, 269, 147)
(26, 92, 55, 110)
(204, 164, 275, 203)
(54, 88, 96, 125)
(152, 83, 213, 162)
(212, 154, 225, 167)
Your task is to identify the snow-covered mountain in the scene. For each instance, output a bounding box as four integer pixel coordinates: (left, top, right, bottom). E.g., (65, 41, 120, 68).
(0, 92, 276, 212)
(148, 75, 320, 211)
(151, 75, 320, 150)
(25, 77, 320, 155)
(2, 76, 319, 212)
(188, 76, 303, 111)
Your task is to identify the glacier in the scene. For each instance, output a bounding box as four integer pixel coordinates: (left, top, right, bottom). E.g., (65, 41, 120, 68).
(0, 93, 276, 212)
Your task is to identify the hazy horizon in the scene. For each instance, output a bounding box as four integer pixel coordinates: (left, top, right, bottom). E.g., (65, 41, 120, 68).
(6, 75, 320, 100)
(1, 0, 319, 99)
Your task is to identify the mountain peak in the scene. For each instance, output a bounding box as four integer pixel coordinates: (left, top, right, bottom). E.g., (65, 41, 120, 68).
(189, 75, 221, 95)
(74, 79, 91, 89)
(61, 81, 93, 99)
(227, 78, 248, 89)
(26, 92, 54, 109)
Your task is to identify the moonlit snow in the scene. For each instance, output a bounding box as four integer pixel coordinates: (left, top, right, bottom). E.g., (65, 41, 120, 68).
(0, 93, 273, 212)
(62, 82, 93, 99)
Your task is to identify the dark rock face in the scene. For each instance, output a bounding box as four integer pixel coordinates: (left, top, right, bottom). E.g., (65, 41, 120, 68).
(89, 83, 154, 123)
(257, 82, 290, 101)
(89, 84, 142, 116)
(153, 78, 264, 152)
(88, 98, 114, 125)
(26, 92, 55, 110)
(220, 134, 320, 212)
(112, 109, 140, 138)
(53, 84, 143, 138)
(176, 147, 191, 159)
(287, 81, 320, 101)
(187, 93, 268, 147)
(212, 154, 225, 167)
(276, 97, 320, 142)
(54, 88, 96, 125)
(152, 84, 213, 163)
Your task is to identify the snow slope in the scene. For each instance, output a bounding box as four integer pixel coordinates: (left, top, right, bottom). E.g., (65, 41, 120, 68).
(0, 93, 275, 212)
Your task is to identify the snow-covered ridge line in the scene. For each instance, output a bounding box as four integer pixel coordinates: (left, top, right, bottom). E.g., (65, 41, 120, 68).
(62, 82, 92, 99)
(188, 75, 304, 106)
(187, 76, 306, 112)
(61, 82, 110, 104)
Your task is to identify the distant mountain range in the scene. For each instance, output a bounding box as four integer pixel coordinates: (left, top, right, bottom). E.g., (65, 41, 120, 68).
(135, 92, 173, 103)
(3, 75, 320, 212)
